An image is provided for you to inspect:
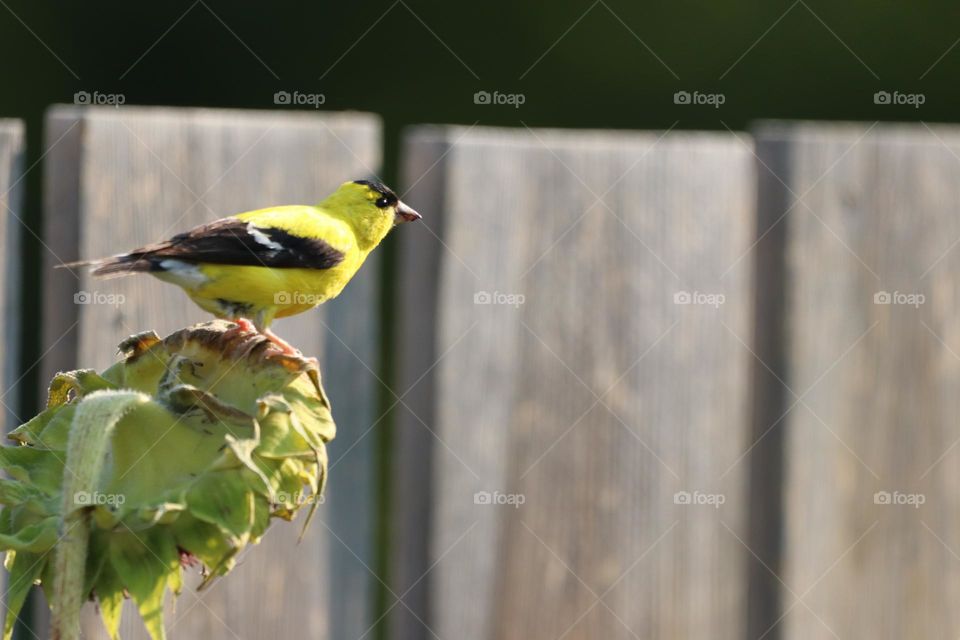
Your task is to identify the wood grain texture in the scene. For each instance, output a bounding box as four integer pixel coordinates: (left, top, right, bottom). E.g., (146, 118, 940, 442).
(755, 122, 960, 640)
(392, 126, 755, 639)
(0, 119, 24, 636)
(41, 105, 382, 639)
(0, 120, 23, 434)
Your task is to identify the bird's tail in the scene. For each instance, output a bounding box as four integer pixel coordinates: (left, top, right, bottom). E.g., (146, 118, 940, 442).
(55, 254, 154, 278)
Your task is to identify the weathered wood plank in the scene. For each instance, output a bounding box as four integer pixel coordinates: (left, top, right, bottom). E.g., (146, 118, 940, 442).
(0, 119, 25, 635)
(755, 121, 960, 639)
(392, 126, 754, 639)
(0, 120, 23, 434)
(41, 105, 382, 639)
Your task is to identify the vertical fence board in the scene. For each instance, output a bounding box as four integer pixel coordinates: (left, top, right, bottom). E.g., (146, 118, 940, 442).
(746, 132, 791, 640)
(41, 105, 382, 639)
(756, 122, 960, 639)
(392, 126, 755, 639)
(0, 120, 23, 434)
(0, 119, 25, 635)
(390, 133, 449, 640)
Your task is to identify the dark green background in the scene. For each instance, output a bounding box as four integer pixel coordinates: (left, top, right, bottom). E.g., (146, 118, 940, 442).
(1, 1, 956, 635)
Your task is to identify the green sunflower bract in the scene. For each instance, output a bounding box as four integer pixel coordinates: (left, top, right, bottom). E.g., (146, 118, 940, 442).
(0, 320, 335, 640)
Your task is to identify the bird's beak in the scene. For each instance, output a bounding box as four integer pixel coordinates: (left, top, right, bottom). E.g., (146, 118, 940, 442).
(395, 201, 422, 223)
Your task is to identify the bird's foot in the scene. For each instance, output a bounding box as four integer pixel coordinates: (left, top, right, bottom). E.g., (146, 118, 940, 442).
(225, 317, 257, 335)
(263, 328, 302, 356)
(225, 318, 300, 356)
(220, 317, 257, 344)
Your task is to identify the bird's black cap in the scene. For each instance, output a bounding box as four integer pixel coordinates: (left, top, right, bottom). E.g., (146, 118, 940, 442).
(353, 179, 399, 208)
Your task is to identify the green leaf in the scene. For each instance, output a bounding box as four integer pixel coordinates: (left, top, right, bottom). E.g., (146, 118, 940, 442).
(255, 397, 310, 458)
(170, 515, 234, 574)
(3, 551, 45, 640)
(0, 517, 58, 553)
(109, 529, 177, 640)
(46, 370, 115, 407)
(0, 446, 65, 495)
(251, 494, 270, 541)
(8, 404, 73, 450)
(95, 560, 125, 640)
(85, 530, 111, 599)
(185, 472, 255, 541)
(0, 479, 34, 506)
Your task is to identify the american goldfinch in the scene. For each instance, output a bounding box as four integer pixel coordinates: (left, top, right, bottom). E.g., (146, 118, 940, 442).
(68, 179, 420, 353)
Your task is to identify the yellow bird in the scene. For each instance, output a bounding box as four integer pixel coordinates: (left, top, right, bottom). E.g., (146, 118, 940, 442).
(69, 179, 420, 353)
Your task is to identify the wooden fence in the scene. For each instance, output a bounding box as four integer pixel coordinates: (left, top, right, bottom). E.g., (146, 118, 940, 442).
(0, 120, 23, 435)
(41, 107, 382, 639)
(754, 122, 960, 639)
(0, 107, 957, 639)
(392, 126, 754, 640)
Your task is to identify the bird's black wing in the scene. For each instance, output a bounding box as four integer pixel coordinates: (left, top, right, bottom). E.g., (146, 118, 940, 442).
(90, 218, 345, 276)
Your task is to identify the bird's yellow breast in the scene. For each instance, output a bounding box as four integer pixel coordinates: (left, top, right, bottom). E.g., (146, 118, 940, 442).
(151, 206, 371, 324)
(191, 248, 365, 309)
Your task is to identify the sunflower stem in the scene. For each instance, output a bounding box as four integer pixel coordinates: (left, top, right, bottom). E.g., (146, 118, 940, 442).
(51, 391, 148, 640)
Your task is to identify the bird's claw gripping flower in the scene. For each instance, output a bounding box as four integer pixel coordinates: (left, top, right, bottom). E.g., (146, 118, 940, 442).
(0, 320, 335, 640)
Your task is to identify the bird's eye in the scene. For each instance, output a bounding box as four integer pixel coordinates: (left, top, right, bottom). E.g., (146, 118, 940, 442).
(375, 196, 393, 208)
